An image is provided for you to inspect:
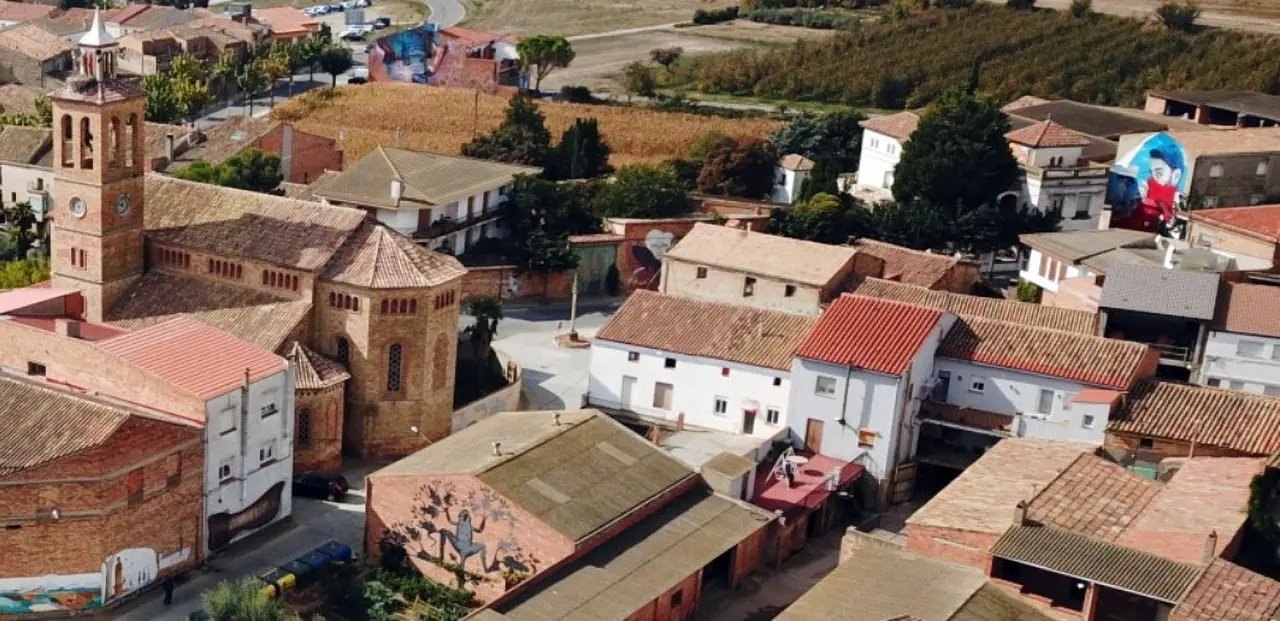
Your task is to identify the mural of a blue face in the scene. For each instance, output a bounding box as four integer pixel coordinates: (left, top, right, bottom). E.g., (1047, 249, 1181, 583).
(371, 24, 439, 83)
(1106, 133, 1189, 231)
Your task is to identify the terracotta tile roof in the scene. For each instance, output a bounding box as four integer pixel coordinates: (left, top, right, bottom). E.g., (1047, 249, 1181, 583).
(795, 294, 942, 375)
(851, 239, 966, 289)
(1190, 205, 1280, 243)
(1002, 95, 1052, 112)
(312, 146, 539, 209)
(778, 153, 814, 171)
(1172, 559, 1280, 621)
(907, 438, 1092, 534)
(1167, 127, 1280, 158)
(100, 315, 287, 400)
(251, 6, 318, 35)
(143, 122, 192, 164)
(0, 124, 49, 165)
(663, 223, 858, 288)
(990, 525, 1201, 603)
(108, 271, 311, 352)
(144, 174, 368, 271)
(440, 26, 519, 45)
(1005, 119, 1090, 148)
(287, 341, 349, 390)
(168, 115, 275, 169)
(0, 1, 56, 22)
(0, 22, 72, 60)
(322, 221, 466, 289)
(859, 111, 920, 141)
(594, 290, 815, 371)
(851, 278, 1096, 334)
(1073, 388, 1124, 405)
(939, 315, 1154, 390)
(1108, 379, 1280, 456)
(1026, 454, 1161, 542)
(0, 374, 130, 476)
(0, 84, 42, 117)
(1213, 281, 1280, 338)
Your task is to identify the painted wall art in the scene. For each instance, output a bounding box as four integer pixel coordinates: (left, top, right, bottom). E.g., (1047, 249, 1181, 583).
(1106, 133, 1189, 233)
(103, 548, 158, 601)
(207, 481, 285, 552)
(0, 573, 101, 614)
(628, 229, 677, 291)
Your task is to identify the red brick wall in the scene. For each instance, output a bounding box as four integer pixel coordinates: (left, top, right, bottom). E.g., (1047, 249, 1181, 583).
(293, 384, 344, 473)
(251, 124, 344, 185)
(606, 219, 706, 292)
(903, 525, 998, 571)
(1103, 432, 1258, 460)
(459, 266, 574, 302)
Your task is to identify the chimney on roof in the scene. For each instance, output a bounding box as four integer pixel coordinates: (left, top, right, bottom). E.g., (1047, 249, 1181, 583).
(390, 179, 403, 202)
(491, 441, 502, 456)
(1203, 530, 1218, 564)
(553, 412, 561, 426)
(1013, 500, 1028, 526)
(676, 412, 685, 432)
(165, 132, 175, 164)
(54, 318, 81, 339)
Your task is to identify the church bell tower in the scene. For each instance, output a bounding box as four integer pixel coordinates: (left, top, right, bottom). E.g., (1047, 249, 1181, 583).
(49, 9, 147, 322)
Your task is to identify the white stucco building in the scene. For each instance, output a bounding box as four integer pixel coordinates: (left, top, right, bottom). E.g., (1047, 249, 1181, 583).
(313, 146, 538, 256)
(1003, 120, 1109, 231)
(770, 154, 814, 205)
(1198, 280, 1280, 396)
(851, 111, 917, 203)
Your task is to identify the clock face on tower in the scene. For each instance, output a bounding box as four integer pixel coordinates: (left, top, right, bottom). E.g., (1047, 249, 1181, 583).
(116, 194, 131, 216)
(70, 197, 86, 218)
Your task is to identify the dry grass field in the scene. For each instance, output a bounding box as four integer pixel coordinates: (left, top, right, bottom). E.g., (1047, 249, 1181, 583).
(272, 84, 781, 167)
(461, 0, 737, 37)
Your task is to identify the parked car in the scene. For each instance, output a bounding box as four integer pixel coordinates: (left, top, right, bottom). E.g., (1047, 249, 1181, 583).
(347, 76, 368, 85)
(338, 26, 365, 41)
(292, 473, 349, 501)
(303, 4, 329, 15)
(328, 2, 345, 10)
(372, 16, 391, 28)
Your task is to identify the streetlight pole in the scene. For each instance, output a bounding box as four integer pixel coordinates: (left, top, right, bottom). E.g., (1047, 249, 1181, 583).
(568, 270, 579, 339)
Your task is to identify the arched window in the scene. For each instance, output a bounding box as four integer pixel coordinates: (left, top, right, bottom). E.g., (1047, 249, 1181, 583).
(329, 291, 336, 307)
(433, 334, 449, 391)
(109, 117, 120, 166)
(335, 337, 349, 366)
(60, 115, 73, 167)
(380, 299, 389, 314)
(79, 117, 93, 169)
(409, 299, 418, 314)
(125, 114, 137, 168)
(297, 408, 311, 448)
(387, 344, 403, 392)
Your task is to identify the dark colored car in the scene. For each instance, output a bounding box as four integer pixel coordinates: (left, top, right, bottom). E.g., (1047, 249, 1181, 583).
(372, 16, 391, 28)
(347, 76, 368, 85)
(293, 473, 349, 501)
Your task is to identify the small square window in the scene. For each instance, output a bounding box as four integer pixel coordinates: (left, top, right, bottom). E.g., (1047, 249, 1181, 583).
(968, 380, 986, 394)
(815, 376, 837, 397)
(671, 591, 683, 607)
(26, 361, 45, 376)
(1207, 378, 1222, 387)
(627, 352, 640, 362)
(1082, 414, 1096, 429)
(1139, 437, 1154, 449)
(721, 367, 730, 377)
(217, 459, 234, 483)
(1209, 163, 1224, 178)
(260, 402, 279, 418)
(773, 377, 782, 387)
(695, 266, 707, 279)
(713, 397, 727, 415)
(1237, 340, 1265, 358)
(743, 277, 756, 297)
(766, 408, 780, 425)
(664, 358, 676, 369)
(259, 441, 276, 465)
(784, 284, 796, 297)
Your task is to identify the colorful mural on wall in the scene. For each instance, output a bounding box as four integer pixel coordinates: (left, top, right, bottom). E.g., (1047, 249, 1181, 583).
(629, 230, 676, 291)
(369, 23, 438, 84)
(382, 481, 543, 592)
(0, 573, 101, 614)
(367, 24, 512, 89)
(1106, 132, 1189, 233)
(208, 481, 285, 552)
(104, 548, 158, 601)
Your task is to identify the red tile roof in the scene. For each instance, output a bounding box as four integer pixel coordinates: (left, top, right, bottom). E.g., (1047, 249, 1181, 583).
(1073, 388, 1124, 405)
(859, 111, 920, 141)
(1190, 205, 1280, 243)
(1005, 119, 1090, 148)
(1172, 559, 1280, 621)
(779, 153, 815, 171)
(99, 315, 287, 400)
(441, 26, 519, 45)
(851, 277, 1097, 335)
(288, 341, 349, 391)
(795, 294, 943, 376)
(0, 374, 130, 476)
(1213, 281, 1280, 339)
(1027, 454, 1161, 542)
(939, 315, 1154, 390)
(1108, 379, 1280, 456)
(851, 240, 969, 289)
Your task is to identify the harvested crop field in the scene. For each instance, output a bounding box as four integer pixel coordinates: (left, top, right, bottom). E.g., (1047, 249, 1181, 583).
(272, 84, 781, 166)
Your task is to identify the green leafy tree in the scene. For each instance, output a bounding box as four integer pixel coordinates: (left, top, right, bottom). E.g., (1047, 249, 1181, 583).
(1015, 278, 1042, 303)
(770, 110, 867, 172)
(461, 93, 552, 166)
(594, 164, 691, 218)
(892, 87, 1020, 215)
(650, 46, 683, 69)
(1, 201, 39, 260)
(317, 45, 354, 89)
(694, 134, 777, 199)
(169, 53, 208, 83)
(0, 256, 50, 289)
(868, 200, 954, 251)
(141, 73, 184, 123)
(303, 34, 328, 82)
(32, 95, 51, 127)
(548, 118, 612, 180)
(260, 55, 290, 106)
(236, 60, 269, 117)
(212, 50, 238, 108)
(1156, 1, 1200, 31)
(203, 578, 302, 621)
(172, 148, 284, 194)
(768, 192, 871, 244)
(617, 62, 656, 103)
(517, 35, 576, 92)
(173, 76, 213, 123)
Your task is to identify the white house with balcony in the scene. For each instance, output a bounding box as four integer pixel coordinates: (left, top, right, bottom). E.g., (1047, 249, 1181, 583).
(850, 111, 918, 203)
(1198, 278, 1280, 396)
(312, 145, 539, 256)
(588, 290, 814, 454)
(1002, 119, 1109, 231)
(97, 316, 296, 557)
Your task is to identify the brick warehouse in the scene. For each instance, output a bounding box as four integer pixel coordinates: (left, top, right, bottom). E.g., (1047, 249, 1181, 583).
(0, 373, 204, 617)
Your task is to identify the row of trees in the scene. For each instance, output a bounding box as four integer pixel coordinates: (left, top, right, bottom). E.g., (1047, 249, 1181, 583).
(668, 4, 1280, 108)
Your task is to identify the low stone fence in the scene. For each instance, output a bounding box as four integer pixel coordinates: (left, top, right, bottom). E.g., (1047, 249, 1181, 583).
(451, 355, 523, 432)
(459, 265, 574, 302)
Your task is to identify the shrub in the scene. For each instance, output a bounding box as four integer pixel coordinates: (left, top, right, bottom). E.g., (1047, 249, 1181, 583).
(747, 7, 860, 28)
(1155, 0, 1200, 31)
(692, 6, 739, 24)
(1015, 278, 1042, 303)
(1069, 0, 1092, 16)
(1006, 0, 1035, 9)
(558, 85, 595, 103)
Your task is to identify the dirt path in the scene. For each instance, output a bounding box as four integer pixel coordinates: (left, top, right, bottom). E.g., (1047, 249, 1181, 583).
(1025, 0, 1280, 33)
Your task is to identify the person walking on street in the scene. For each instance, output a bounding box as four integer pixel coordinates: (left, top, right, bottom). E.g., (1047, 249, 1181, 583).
(162, 578, 174, 606)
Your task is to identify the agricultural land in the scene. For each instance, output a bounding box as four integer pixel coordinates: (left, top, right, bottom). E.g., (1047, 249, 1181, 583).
(460, 0, 736, 37)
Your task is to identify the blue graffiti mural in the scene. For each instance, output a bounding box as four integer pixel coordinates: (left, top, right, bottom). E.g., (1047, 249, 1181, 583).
(1106, 132, 1189, 233)
(369, 23, 439, 84)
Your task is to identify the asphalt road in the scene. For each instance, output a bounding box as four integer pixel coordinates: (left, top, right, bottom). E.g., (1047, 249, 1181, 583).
(425, 0, 465, 27)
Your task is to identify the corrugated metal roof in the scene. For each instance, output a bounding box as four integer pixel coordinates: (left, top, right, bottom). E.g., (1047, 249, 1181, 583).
(1108, 379, 1280, 456)
(794, 293, 942, 375)
(0, 375, 129, 476)
(495, 487, 772, 621)
(662, 223, 859, 288)
(100, 315, 287, 400)
(594, 290, 815, 372)
(990, 525, 1201, 603)
(852, 278, 1096, 335)
(1019, 228, 1155, 263)
(1100, 265, 1222, 321)
(939, 315, 1153, 389)
(313, 145, 539, 209)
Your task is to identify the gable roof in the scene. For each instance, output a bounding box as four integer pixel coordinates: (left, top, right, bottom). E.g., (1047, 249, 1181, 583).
(144, 174, 368, 272)
(851, 278, 1096, 334)
(166, 115, 276, 169)
(99, 315, 287, 400)
(1100, 265, 1222, 321)
(594, 290, 815, 371)
(1213, 281, 1280, 338)
(663, 223, 858, 288)
(250, 6, 317, 35)
(1108, 379, 1280, 456)
(1009, 100, 1173, 139)
(0, 1, 56, 23)
(1026, 453, 1161, 542)
(287, 341, 349, 390)
(795, 294, 942, 375)
(0, 22, 72, 60)
(372, 410, 694, 542)
(1190, 205, 1280, 244)
(939, 315, 1154, 390)
(859, 111, 920, 141)
(851, 239, 967, 289)
(1020, 228, 1156, 263)
(1165, 127, 1280, 158)
(0, 374, 130, 476)
(1172, 559, 1280, 621)
(321, 221, 466, 290)
(312, 145, 539, 209)
(1005, 119, 1090, 148)
(0, 125, 51, 165)
(778, 153, 814, 171)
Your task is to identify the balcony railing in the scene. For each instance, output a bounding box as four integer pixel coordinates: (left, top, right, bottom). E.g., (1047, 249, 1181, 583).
(414, 211, 498, 239)
(1023, 166, 1108, 181)
(1150, 341, 1194, 363)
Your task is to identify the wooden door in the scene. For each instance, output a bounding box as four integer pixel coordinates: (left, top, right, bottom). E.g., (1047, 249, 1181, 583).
(804, 418, 824, 454)
(742, 409, 756, 435)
